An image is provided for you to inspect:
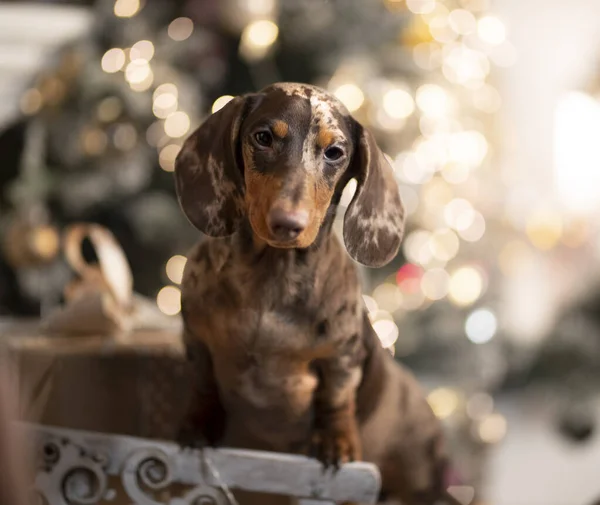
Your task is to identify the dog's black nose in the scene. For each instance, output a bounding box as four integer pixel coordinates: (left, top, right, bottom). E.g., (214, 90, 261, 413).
(268, 208, 309, 241)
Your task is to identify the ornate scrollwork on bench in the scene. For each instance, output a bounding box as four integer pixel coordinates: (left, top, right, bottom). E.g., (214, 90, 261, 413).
(20, 423, 381, 505)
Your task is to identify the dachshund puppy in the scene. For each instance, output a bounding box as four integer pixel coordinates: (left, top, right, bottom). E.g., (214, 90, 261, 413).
(175, 83, 452, 505)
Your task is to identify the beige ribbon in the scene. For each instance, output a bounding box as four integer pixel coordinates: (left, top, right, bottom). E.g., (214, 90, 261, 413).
(42, 223, 134, 336)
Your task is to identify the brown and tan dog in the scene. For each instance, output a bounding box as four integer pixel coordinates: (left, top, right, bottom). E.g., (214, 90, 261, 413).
(175, 83, 454, 505)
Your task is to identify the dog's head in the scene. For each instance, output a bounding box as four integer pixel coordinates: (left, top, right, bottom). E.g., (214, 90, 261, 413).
(175, 82, 405, 267)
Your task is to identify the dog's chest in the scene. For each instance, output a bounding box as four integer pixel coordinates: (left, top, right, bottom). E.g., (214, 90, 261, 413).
(207, 304, 326, 430)
(182, 238, 362, 426)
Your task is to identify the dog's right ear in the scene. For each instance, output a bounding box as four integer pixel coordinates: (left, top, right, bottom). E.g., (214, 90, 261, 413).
(174, 95, 255, 237)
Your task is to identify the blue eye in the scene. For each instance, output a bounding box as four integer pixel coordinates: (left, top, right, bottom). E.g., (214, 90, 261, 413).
(324, 146, 344, 161)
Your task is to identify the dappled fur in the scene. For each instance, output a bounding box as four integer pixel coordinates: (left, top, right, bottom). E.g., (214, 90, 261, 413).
(175, 83, 454, 505)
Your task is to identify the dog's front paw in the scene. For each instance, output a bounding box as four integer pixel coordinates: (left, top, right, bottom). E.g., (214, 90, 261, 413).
(309, 425, 361, 468)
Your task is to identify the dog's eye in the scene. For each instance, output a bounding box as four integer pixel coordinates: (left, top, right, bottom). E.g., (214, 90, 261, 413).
(254, 131, 273, 148)
(324, 146, 344, 161)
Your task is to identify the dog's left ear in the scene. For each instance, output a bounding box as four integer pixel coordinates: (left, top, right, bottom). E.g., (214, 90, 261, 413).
(174, 95, 256, 237)
(343, 123, 405, 267)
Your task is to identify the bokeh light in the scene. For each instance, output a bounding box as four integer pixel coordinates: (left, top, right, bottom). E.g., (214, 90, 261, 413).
(212, 95, 235, 113)
(416, 84, 450, 117)
(458, 211, 486, 242)
(101, 48, 126, 73)
(333, 83, 365, 112)
(448, 9, 477, 34)
(373, 319, 400, 348)
(156, 286, 181, 316)
(372, 283, 403, 313)
(382, 88, 415, 119)
(159, 144, 181, 172)
(404, 230, 434, 266)
(168, 17, 194, 41)
(478, 413, 507, 443)
(240, 20, 279, 60)
(125, 59, 151, 84)
(166, 255, 187, 284)
(421, 268, 450, 300)
(444, 198, 474, 229)
(164, 111, 191, 138)
(130, 40, 155, 61)
(429, 228, 460, 261)
(428, 388, 460, 419)
(153, 91, 178, 118)
(477, 16, 506, 46)
(406, 0, 436, 15)
(448, 266, 483, 306)
(526, 209, 563, 250)
(30, 226, 60, 260)
(465, 308, 497, 343)
(362, 294, 379, 316)
(114, 0, 140, 18)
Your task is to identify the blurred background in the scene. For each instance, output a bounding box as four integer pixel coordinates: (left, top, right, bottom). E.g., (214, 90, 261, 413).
(1, 0, 600, 504)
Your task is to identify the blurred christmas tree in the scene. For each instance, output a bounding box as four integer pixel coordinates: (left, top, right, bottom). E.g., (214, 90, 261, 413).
(0, 0, 521, 494)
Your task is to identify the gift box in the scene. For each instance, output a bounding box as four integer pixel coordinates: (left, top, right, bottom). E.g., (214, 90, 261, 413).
(0, 223, 192, 441)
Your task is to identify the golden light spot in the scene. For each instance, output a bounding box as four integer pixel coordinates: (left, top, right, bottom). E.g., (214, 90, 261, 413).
(420, 268, 450, 300)
(156, 286, 181, 316)
(101, 48, 126, 73)
(372, 283, 403, 313)
(373, 319, 400, 348)
(130, 40, 155, 61)
(129, 68, 154, 92)
(166, 255, 187, 284)
(29, 226, 60, 260)
(477, 16, 506, 46)
(164, 111, 190, 138)
(211, 95, 234, 113)
(526, 209, 563, 251)
(272, 120, 289, 138)
(154, 87, 178, 118)
(159, 144, 181, 172)
(427, 388, 460, 419)
(240, 20, 279, 61)
(125, 59, 151, 84)
(429, 228, 460, 262)
(154, 83, 178, 101)
(382, 88, 415, 119)
(478, 413, 507, 444)
(448, 266, 483, 306)
(114, 0, 140, 18)
(333, 83, 365, 112)
(362, 294, 378, 315)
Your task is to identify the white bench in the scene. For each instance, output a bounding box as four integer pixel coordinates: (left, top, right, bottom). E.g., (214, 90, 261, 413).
(20, 423, 381, 505)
